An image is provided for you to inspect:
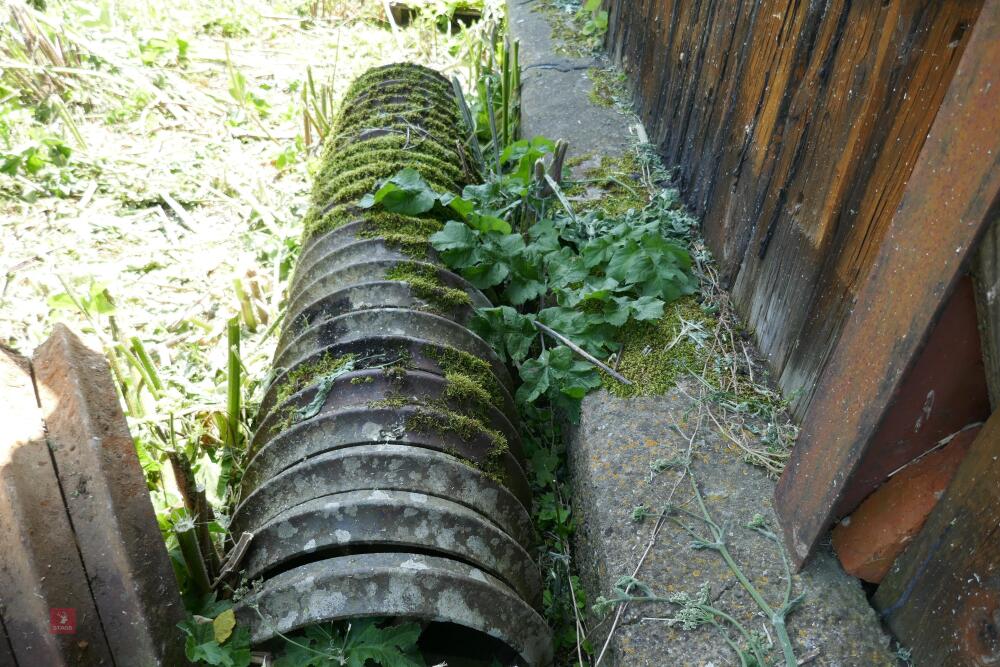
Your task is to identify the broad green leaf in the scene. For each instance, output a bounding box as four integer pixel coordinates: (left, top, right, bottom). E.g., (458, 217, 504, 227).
(471, 307, 537, 363)
(467, 211, 512, 234)
(47, 292, 77, 311)
(429, 220, 478, 251)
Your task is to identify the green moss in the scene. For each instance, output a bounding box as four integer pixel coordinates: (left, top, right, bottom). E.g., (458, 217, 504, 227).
(604, 297, 716, 397)
(405, 407, 508, 474)
(340, 92, 459, 124)
(350, 376, 374, 385)
(269, 404, 298, 436)
(424, 345, 504, 408)
(368, 394, 410, 410)
(357, 213, 443, 260)
(345, 64, 450, 101)
(382, 363, 409, 385)
(535, 1, 603, 58)
(303, 204, 441, 243)
(273, 352, 355, 405)
(385, 261, 472, 313)
(312, 161, 462, 209)
(343, 85, 456, 117)
(320, 132, 462, 167)
(443, 371, 492, 409)
(565, 151, 648, 218)
(587, 67, 628, 109)
(332, 111, 460, 149)
(314, 147, 465, 188)
(310, 174, 458, 219)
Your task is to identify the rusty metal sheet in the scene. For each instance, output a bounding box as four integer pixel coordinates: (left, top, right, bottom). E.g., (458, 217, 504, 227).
(873, 407, 1000, 664)
(231, 443, 535, 550)
(774, 0, 1000, 568)
(833, 276, 990, 517)
(240, 406, 532, 508)
(0, 345, 114, 667)
(32, 325, 188, 666)
(234, 553, 553, 666)
(241, 489, 542, 605)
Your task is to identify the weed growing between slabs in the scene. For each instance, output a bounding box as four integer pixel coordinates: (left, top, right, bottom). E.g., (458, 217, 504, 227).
(360, 133, 799, 663)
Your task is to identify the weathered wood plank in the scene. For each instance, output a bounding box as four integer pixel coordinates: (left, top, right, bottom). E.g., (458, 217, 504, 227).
(773, 0, 1000, 566)
(778, 2, 983, 416)
(872, 408, 1000, 665)
(608, 1, 983, 422)
(973, 215, 1000, 409)
(0, 346, 115, 666)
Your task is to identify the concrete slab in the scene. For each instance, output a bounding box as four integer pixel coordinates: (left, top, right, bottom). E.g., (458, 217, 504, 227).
(0, 345, 114, 667)
(33, 324, 188, 667)
(508, 0, 633, 166)
(571, 382, 896, 666)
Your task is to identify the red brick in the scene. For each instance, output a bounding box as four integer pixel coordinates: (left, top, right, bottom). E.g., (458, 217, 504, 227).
(832, 426, 980, 583)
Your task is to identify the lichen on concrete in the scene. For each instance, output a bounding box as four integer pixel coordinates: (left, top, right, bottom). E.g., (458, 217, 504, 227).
(587, 66, 629, 109)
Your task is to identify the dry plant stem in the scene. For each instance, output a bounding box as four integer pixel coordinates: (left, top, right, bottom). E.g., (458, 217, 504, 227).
(676, 381, 787, 475)
(213, 531, 254, 589)
(672, 477, 801, 667)
(594, 405, 704, 666)
(533, 320, 632, 385)
(561, 540, 587, 666)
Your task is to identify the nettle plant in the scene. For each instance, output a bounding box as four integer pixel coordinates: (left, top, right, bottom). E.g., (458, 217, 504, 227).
(360, 136, 698, 421)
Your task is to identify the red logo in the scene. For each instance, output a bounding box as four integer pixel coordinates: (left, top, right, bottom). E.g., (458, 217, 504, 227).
(49, 608, 76, 634)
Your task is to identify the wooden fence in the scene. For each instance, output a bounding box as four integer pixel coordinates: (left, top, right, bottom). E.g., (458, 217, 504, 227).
(604, 1, 1000, 663)
(606, 0, 983, 418)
